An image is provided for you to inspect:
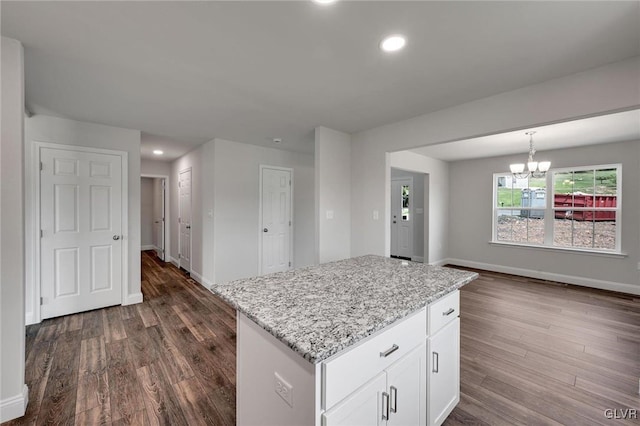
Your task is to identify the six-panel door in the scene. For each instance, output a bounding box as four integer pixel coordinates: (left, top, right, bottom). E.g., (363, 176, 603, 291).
(40, 147, 123, 319)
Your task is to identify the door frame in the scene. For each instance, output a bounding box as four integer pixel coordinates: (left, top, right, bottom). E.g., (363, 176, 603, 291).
(141, 174, 170, 262)
(31, 141, 129, 324)
(390, 176, 414, 259)
(178, 167, 192, 272)
(258, 165, 294, 275)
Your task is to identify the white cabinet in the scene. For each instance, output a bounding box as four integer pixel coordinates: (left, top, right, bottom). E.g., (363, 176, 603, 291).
(427, 318, 460, 426)
(386, 344, 425, 426)
(323, 344, 425, 426)
(322, 373, 386, 426)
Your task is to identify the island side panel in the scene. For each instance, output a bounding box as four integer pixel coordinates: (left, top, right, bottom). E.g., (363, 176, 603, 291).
(237, 312, 322, 426)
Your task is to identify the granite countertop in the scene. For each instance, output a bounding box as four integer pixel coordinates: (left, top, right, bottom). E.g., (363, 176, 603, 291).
(209, 255, 478, 364)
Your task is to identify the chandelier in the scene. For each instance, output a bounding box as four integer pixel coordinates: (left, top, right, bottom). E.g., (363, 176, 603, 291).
(509, 131, 550, 179)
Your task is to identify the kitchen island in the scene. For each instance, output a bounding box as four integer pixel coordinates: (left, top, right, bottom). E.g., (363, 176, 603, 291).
(210, 255, 478, 426)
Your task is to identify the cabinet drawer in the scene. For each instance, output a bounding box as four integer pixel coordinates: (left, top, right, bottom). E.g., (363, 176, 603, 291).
(428, 290, 459, 335)
(322, 308, 426, 411)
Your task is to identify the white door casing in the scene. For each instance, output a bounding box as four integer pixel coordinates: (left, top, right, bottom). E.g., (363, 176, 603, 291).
(260, 166, 292, 275)
(178, 168, 192, 272)
(153, 178, 165, 260)
(39, 146, 124, 319)
(391, 178, 413, 258)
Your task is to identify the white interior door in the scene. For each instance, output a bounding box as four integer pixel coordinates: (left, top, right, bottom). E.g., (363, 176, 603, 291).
(391, 178, 413, 259)
(153, 178, 165, 260)
(179, 169, 192, 272)
(261, 167, 292, 275)
(40, 147, 123, 319)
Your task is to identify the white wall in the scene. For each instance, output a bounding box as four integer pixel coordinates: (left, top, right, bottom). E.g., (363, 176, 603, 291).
(0, 37, 28, 423)
(141, 159, 171, 176)
(213, 138, 315, 284)
(390, 168, 425, 261)
(140, 177, 154, 248)
(448, 140, 640, 294)
(25, 115, 143, 323)
(351, 57, 640, 259)
(315, 127, 351, 263)
(390, 152, 449, 264)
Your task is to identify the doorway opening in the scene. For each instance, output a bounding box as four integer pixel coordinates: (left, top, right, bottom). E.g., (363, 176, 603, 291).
(141, 174, 169, 264)
(390, 168, 428, 263)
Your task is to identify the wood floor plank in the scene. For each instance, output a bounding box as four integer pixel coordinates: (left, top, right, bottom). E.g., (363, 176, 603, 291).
(137, 362, 189, 426)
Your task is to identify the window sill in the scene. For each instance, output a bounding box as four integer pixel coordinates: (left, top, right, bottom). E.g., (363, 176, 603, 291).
(488, 241, 627, 258)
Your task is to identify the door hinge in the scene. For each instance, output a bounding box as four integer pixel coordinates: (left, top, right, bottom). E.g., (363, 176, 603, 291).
(178, 181, 181, 187)
(288, 261, 292, 267)
(289, 180, 291, 186)
(178, 217, 181, 223)
(40, 297, 44, 305)
(40, 230, 43, 238)
(289, 221, 291, 226)
(40, 162, 43, 171)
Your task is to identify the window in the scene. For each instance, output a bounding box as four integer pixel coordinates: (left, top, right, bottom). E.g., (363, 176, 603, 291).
(493, 164, 621, 253)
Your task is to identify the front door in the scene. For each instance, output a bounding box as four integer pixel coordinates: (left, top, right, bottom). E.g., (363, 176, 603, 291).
(261, 167, 292, 275)
(40, 146, 124, 319)
(179, 169, 192, 272)
(391, 178, 413, 259)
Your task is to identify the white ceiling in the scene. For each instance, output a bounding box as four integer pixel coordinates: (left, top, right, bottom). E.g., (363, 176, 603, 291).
(2, 1, 639, 158)
(411, 109, 640, 162)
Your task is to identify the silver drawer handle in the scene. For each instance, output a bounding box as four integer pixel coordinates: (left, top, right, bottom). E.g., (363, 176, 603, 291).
(390, 385, 398, 413)
(380, 344, 399, 358)
(382, 391, 390, 420)
(432, 351, 439, 373)
(443, 308, 455, 316)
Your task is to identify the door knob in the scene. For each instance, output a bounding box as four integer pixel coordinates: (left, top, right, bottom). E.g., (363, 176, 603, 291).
(393, 221, 397, 224)
(263, 228, 268, 232)
(186, 225, 191, 229)
(113, 235, 120, 240)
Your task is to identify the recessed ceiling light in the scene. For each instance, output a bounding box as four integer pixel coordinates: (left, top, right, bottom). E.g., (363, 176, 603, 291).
(313, 0, 337, 4)
(380, 34, 406, 53)
(153, 150, 164, 155)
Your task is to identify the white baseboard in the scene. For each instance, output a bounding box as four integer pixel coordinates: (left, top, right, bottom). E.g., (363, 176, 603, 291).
(169, 256, 180, 268)
(123, 292, 144, 305)
(428, 259, 449, 267)
(0, 384, 28, 423)
(190, 270, 213, 289)
(141, 245, 156, 251)
(25, 311, 37, 326)
(411, 256, 425, 263)
(446, 258, 640, 296)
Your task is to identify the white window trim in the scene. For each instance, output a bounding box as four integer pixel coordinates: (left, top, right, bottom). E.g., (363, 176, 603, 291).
(492, 164, 622, 254)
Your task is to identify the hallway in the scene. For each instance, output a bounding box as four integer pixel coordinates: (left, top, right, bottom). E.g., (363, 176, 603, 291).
(8, 252, 237, 425)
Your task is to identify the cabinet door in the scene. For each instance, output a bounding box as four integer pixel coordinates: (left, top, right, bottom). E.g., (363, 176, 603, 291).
(386, 343, 425, 426)
(427, 318, 460, 426)
(322, 372, 387, 426)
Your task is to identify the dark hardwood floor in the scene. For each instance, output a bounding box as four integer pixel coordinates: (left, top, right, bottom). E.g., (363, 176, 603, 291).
(6, 251, 237, 426)
(445, 267, 640, 426)
(5, 252, 640, 425)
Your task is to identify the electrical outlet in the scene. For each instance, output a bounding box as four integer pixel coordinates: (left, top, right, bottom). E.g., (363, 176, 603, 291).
(274, 372, 293, 407)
